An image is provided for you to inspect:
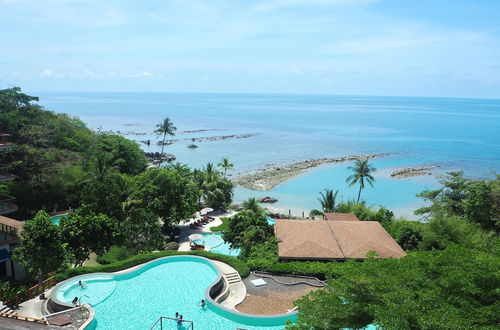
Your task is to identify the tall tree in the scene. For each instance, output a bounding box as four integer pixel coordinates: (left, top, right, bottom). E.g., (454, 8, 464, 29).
(309, 189, 339, 218)
(154, 117, 176, 158)
(289, 245, 500, 330)
(60, 206, 118, 266)
(14, 211, 66, 281)
(217, 157, 234, 179)
(346, 159, 376, 203)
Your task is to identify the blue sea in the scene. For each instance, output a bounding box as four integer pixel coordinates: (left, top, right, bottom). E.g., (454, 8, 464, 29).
(37, 93, 500, 219)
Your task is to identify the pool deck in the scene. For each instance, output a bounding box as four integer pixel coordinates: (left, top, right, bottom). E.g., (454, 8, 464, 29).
(177, 210, 236, 252)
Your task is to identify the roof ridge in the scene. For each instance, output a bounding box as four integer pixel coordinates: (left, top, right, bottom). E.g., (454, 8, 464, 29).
(325, 220, 346, 259)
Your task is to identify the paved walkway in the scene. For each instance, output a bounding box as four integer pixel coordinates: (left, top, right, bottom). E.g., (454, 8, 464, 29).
(177, 210, 236, 252)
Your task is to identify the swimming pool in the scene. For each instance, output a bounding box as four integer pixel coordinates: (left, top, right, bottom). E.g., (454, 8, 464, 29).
(193, 232, 241, 257)
(266, 217, 276, 225)
(52, 256, 295, 329)
(50, 213, 70, 225)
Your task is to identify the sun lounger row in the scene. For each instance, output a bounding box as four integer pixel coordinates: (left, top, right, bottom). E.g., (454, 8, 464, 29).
(189, 216, 216, 229)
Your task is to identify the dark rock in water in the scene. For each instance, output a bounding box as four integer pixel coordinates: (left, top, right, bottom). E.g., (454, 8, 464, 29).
(144, 152, 176, 163)
(187, 144, 198, 149)
(260, 196, 278, 203)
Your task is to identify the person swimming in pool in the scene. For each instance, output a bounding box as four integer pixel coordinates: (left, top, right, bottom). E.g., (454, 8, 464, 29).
(199, 299, 206, 308)
(72, 297, 78, 305)
(177, 314, 183, 328)
(78, 280, 84, 288)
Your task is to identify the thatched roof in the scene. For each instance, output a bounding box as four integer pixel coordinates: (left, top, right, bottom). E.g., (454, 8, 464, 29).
(275, 219, 406, 260)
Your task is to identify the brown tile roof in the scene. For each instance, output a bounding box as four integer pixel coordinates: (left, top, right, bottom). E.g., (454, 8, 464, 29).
(274, 220, 344, 259)
(323, 212, 359, 221)
(0, 215, 24, 235)
(327, 221, 406, 259)
(275, 219, 406, 260)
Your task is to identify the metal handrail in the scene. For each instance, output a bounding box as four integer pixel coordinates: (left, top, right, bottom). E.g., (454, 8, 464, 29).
(150, 316, 194, 330)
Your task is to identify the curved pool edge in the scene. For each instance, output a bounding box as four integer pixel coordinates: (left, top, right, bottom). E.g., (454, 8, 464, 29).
(49, 255, 297, 328)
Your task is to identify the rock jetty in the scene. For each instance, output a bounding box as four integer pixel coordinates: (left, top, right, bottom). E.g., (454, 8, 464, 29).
(390, 165, 441, 178)
(144, 152, 176, 165)
(235, 153, 388, 191)
(158, 133, 257, 145)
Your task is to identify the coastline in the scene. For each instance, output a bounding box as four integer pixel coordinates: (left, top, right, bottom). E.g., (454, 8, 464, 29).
(234, 153, 389, 191)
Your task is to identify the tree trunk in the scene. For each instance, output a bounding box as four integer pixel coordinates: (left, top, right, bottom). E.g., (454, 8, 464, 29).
(357, 186, 362, 204)
(160, 132, 166, 156)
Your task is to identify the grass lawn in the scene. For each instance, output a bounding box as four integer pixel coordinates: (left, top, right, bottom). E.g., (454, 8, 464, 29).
(210, 217, 230, 232)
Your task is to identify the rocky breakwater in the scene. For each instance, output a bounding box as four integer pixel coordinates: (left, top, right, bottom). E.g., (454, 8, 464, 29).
(235, 153, 388, 191)
(145, 152, 176, 166)
(158, 133, 258, 145)
(391, 165, 441, 178)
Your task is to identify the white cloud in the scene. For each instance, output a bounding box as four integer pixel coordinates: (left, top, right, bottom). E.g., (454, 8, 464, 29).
(39, 68, 65, 78)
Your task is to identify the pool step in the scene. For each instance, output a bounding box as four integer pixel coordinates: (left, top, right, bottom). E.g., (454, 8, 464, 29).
(224, 271, 241, 284)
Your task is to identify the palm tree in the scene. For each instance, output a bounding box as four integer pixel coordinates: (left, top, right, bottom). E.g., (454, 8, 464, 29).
(242, 197, 264, 214)
(154, 118, 176, 157)
(309, 189, 339, 218)
(346, 159, 376, 203)
(218, 157, 234, 179)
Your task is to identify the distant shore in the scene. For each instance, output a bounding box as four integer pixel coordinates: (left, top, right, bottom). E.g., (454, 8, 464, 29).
(234, 153, 388, 191)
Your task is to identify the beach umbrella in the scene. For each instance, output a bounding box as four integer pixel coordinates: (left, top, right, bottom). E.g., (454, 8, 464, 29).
(189, 233, 203, 241)
(200, 207, 214, 215)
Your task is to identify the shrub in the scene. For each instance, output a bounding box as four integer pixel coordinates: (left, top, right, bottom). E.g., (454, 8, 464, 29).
(97, 246, 135, 264)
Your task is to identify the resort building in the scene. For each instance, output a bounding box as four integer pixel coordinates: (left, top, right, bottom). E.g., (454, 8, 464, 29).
(274, 213, 406, 261)
(0, 215, 26, 280)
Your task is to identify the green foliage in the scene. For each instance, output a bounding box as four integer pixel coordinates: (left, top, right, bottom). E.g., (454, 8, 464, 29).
(55, 251, 250, 282)
(60, 206, 118, 266)
(132, 166, 199, 229)
(119, 207, 164, 252)
(309, 189, 339, 218)
(245, 239, 279, 270)
(241, 197, 264, 214)
(222, 210, 273, 257)
(14, 211, 67, 278)
(336, 201, 394, 228)
(96, 246, 135, 265)
(419, 214, 496, 252)
(289, 245, 500, 330)
(0, 281, 19, 301)
(346, 159, 376, 203)
(93, 134, 146, 175)
(155, 117, 176, 156)
(210, 217, 230, 232)
(388, 220, 425, 251)
(194, 163, 234, 208)
(463, 179, 497, 232)
(217, 157, 234, 179)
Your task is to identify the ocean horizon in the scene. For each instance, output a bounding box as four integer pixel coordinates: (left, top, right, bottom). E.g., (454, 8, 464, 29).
(36, 92, 500, 219)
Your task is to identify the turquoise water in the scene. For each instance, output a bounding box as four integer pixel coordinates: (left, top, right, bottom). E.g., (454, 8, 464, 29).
(193, 232, 241, 257)
(54, 256, 294, 329)
(50, 214, 69, 225)
(267, 217, 276, 225)
(37, 93, 500, 218)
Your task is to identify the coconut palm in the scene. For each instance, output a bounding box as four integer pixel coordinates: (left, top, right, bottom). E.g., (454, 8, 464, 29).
(309, 189, 339, 218)
(242, 197, 264, 214)
(154, 118, 176, 157)
(346, 159, 376, 203)
(218, 157, 234, 179)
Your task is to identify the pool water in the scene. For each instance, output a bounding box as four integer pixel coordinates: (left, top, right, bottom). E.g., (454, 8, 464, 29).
(54, 256, 294, 329)
(193, 232, 241, 257)
(50, 213, 70, 225)
(266, 217, 276, 225)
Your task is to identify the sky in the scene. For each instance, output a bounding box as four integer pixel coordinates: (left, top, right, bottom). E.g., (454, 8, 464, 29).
(1, 0, 500, 98)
